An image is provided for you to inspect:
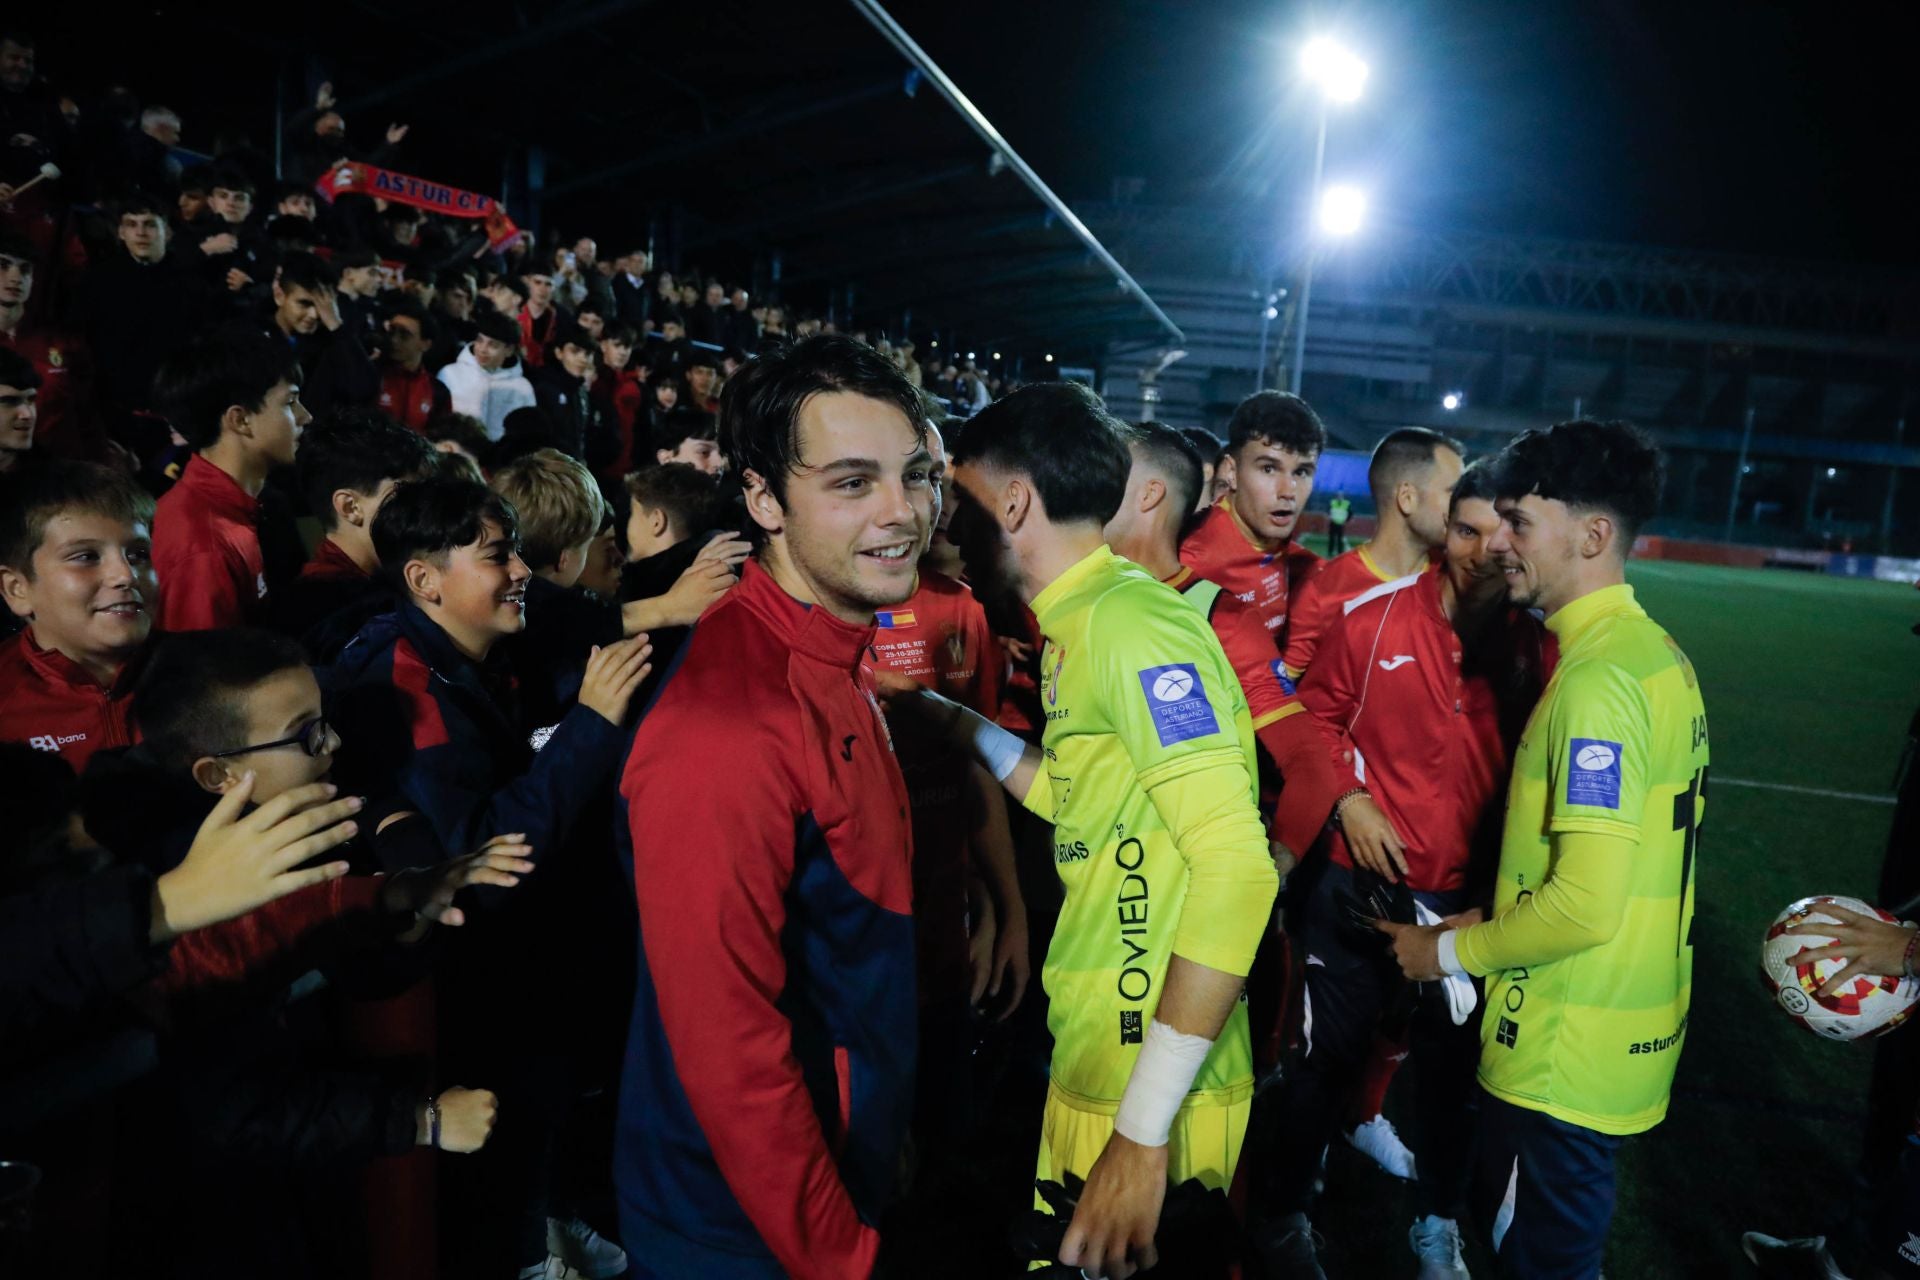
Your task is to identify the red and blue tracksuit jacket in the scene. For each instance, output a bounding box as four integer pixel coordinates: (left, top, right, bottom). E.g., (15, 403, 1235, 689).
(614, 559, 917, 1279)
(323, 602, 626, 875)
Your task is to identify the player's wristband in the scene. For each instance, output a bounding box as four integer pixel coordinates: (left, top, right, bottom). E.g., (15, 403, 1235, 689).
(1331, 787, 1369, 827)
(1112, 1019, 1214, 1147)
(1436, 928, 1467, 977)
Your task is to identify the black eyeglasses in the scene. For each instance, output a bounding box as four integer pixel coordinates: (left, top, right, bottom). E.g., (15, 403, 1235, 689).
(208, 717, 336, 760)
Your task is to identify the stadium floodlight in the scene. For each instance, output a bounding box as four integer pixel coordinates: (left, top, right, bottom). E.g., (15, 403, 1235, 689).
(1442, 391, 1463, 412)
(1318, 185, 1367, 237)
(1300, 37, 1368, 104)
(992, 351, 1002, 360)
(1045, 353, 1054, 362)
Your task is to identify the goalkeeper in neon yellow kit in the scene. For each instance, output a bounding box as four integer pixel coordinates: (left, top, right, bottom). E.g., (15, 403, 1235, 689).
(890, 383, 1278, 1280)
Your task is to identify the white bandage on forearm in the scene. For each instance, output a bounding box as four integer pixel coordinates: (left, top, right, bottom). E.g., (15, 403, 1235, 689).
(1112, 1019, 1214, 1147)
(964, 705, 1026, 782)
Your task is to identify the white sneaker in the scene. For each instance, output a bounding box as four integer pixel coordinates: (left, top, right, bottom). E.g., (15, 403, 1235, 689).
(1741, 1231, 1853, 1279)
(545, 1216, 628, 1280)
(1346, 1114, 1417, 1180)
(1410, 1214, 1470, 1279)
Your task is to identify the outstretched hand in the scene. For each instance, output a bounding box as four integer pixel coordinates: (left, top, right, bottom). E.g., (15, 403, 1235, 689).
(1783, 903, 1916, 998)
(382, 833, 535, 929)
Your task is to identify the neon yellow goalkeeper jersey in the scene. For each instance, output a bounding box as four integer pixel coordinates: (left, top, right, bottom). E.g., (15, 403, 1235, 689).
(1460, 583, 1709, 1135)
(1020, 547, 1277, 1106)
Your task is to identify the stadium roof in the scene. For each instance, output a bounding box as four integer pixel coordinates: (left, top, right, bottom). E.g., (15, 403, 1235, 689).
(74, 0, 1180, 363)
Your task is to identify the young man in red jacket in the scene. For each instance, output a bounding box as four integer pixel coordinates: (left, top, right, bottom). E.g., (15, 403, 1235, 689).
(1258, 462, 1550, 1280)
(374, 297, 450, 432)
(0, 460, 157, 774)
(614, 334, 933, 1278)
(1180, 390, 1327, 644)
(150, 332, 309, 630)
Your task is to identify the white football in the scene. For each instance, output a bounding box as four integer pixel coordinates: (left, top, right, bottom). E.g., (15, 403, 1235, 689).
(1761, 895, 1920, 1042)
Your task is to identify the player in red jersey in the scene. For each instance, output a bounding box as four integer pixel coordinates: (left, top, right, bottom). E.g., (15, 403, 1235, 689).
(1281, 426, 1463, 1180)
(1106, 421, 1344, 862)
(1179, 390, 1327, 644)
(1255, 462, 1550, 1280)
(1283, 427, 1463, 679)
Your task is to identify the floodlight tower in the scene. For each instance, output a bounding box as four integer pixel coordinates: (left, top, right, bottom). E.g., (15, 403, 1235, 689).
(1287, 37, 1368, 397)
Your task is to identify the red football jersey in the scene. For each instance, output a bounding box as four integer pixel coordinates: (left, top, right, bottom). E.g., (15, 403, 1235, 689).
(1178, 499, 1321, 643)
(1297, 564, 1547, 892)
(867, 569, 1001, 1000)
(1164, 565, 1346, 857)
(1282, 544, 1411, 678)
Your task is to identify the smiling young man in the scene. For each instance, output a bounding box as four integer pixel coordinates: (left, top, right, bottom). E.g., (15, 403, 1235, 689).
(151, 332, 310, 630)
(894, 382, 1278, 1280)
(1378, 420, 1704, 1280)
(1179, 389, 1328, 644)
(613, 334, 931, 1278)
(0, 460, 157, 774)
(254, 251, 380, 416)
(438, 309, 537, 442)
(1261, 462, 1550, 1280)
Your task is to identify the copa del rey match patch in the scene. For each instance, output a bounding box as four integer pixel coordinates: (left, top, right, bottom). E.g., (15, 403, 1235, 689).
(1137, 663, 1219, 747)
(1567, 737, 1624, 809)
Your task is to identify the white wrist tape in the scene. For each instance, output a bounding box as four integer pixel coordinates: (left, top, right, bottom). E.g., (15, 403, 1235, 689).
(967, 707, 1027, 782)
(1112, 1019, 1214, 1147)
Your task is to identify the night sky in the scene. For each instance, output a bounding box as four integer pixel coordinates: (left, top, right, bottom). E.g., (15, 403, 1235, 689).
(896, 0, 1920, 267)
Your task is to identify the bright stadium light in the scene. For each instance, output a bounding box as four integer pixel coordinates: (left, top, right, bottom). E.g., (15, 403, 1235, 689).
(992, 351, 1002, 360)
(1442, 391, 1463, 412)
(1318, 184, 1368, 237)
(1827, 466, 1838, 478)
(1300, 37, 1369, 104)
(1045, 353, 1054, 362)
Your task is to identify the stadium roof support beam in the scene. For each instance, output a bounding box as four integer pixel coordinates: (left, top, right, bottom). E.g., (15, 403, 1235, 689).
(846, 0, 1184, 347)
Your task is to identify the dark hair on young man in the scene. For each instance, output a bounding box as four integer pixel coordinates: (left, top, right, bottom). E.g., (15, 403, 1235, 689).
(371, 476, 521, 592)
(178, 164, 214, 197)
(276, 250, 338, 295)
(951, 381, 1130, 527)
(208, 166, 255, 196)
(334, 245, 380, 271)
(719, 334, 926, 507)
(489, 275, 530, 307)
(1492, 419, 1665, 549)
(296, 407, 435, 532)
(1125, 421, 1207, 521)
(551, 324, 594, 354)
(424, 412, 491, 458)
(134, 629, 311, 772)
(472, 309, 521, 348)
(684, 349, 718, 373)
(602, 322, 638, 347)
(437, 266, 475, 293)
(0, 459, 155, 576)
(114, 191, 170, 222)
(0, 230, 39, 267)
(1178, 425, 1224, 467)
(382, 294, 438, 344)
(1225, 390, 1327, 460)
(1449, 458, 1500, 513)
(272, 181, 314, 207)
(1368, 426, 1464, 501)
(0, 344, 41, 392)
(651, 408, 715, 456)
(266, 216, 317, 250)
(152, 331, 300, 451)
(624, 463, 719, 545)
